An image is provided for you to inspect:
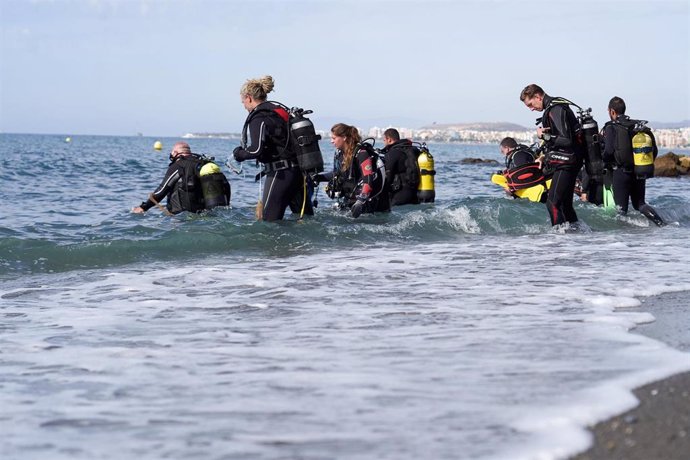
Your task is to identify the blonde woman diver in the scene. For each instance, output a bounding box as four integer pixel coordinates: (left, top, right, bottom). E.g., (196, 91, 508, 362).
(232, 75, 313, 221)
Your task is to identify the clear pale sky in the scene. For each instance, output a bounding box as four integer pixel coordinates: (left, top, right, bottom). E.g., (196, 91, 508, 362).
(1, 0, 688, 136)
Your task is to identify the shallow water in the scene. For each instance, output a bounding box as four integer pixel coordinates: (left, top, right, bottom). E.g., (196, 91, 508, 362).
(2, 134, 690, 459)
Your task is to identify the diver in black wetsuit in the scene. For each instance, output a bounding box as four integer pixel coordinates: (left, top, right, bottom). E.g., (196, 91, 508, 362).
(520, 84, 584, 226)
(316, 123, 390, 217)
(602, 96, 664, 226)
(499, 137, 537, 170)
(380, 128, 420, 206)
(232, 75, 312, 221)
(133, 142, 229, 215)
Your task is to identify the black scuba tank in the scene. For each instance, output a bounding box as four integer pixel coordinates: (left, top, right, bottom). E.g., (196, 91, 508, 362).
(578, 108, 604, 182)
(289, 107, 324, 174)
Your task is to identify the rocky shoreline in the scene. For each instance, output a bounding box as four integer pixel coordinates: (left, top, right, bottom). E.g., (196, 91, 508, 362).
(653, 152, 690, 177)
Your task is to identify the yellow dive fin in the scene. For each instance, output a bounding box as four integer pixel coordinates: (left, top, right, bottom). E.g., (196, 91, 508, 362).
(491, 174, 508, 188)
(491, 174, 550, 203)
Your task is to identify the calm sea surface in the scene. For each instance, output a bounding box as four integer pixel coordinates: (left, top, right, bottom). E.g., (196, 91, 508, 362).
(1, 133, 690, 460)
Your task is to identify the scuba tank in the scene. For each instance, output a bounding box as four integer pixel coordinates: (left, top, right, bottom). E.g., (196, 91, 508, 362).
(417, 143, 436, 203)
(199, 161, 231, 209)
(577, 108, 604, 183)
(632, 121, 655, 179)
(288, 107, 324, 174)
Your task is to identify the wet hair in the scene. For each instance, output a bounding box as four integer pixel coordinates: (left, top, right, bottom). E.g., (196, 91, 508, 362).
(240, 75, 275, 101)
(500, 137, 518, 149)
(608, 96, 626, 115)
(331, 123, 361, 172)
(383, 128, 400, 141)
(520, 84, 545, 101)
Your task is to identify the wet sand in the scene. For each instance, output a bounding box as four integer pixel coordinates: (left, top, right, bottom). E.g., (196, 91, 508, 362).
(571, 291, 690, 460)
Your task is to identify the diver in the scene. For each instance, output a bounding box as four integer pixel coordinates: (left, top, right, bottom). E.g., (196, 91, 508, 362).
(316, 123, 390, 218)
(602, 96, 665, 226)
(520, 84, 584, 226)
(380, 128, 420, 206)
(232, 75, 313, 221)
(575, 167, 605, 205)
(132, 141, 230, 215)
(496, 136, 547, 202)
(499, 137, 537, 170)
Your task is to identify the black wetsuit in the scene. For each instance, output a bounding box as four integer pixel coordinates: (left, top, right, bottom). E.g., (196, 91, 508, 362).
(326, 147, 390, 215)
(234, 101, 313, 221)
(602, 115, 664, 226)
(540, 95, 584, 226)
(578, 168, 604, 206)
(382, 139, 420, 206)
(139, 155, 206, 214)
(505, 145, 536, 170)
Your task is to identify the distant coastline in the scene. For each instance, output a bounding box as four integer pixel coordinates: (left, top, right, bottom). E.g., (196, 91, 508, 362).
(181, 121, 690, 148)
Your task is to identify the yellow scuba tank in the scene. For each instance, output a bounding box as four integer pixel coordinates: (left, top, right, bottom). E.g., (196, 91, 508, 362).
(199, 161, 231, 209)
(417, 143, 436, 203)
(632, 130, 655, 178)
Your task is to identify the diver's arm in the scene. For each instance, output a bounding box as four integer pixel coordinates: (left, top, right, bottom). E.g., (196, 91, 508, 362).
(137, 166, 181, 212)
(234, 118, 266, 161)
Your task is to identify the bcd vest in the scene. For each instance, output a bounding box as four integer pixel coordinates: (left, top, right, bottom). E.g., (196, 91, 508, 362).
(175, 157, 207, 213)
(390, 143, 421, 192)
(540, 97, 587, 171)
(241, 102, 293, 164)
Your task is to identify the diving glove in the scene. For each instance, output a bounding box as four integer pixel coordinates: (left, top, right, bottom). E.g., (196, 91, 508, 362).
(350, 194, 368, 218)
(233, 146, 248, 162)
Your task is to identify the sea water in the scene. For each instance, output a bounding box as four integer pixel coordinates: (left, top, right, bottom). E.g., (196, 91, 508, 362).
(1, 133, 689, 460)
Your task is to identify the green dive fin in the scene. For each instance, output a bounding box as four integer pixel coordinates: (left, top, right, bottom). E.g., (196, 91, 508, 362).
(603, 185, 615, 210)
(514, 184, 547, 202)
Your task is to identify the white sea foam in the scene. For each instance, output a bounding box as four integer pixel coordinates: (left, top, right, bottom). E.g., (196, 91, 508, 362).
(3, 229, 690, 460)
(2, 137, 689, 460)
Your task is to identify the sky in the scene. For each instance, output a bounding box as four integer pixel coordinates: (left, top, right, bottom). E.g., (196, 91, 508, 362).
(1, 0, 689, 137)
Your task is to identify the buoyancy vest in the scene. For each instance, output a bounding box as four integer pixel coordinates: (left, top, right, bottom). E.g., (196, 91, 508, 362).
(174, 156, 207, 213)
(504, 163, 546, 190)
(332, 143, 385, 205)
(241, 101, 324, 174)
(241, 102, 293, 164)
(387, 140, 421, 192)
(540, 97, 586, 170)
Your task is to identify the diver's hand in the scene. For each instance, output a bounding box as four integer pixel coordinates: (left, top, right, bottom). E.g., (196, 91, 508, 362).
(233, 146, 248, 162)
(132, 206, 145, 214)
(350, 195, 367, 218)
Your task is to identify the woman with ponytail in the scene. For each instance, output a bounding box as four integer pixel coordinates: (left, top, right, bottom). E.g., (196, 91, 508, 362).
(232, 75, 313, 221)
(318, 123, 390, 217)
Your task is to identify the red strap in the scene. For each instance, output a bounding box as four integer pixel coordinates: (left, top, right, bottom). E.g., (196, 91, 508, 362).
(274, 107, 289, 122)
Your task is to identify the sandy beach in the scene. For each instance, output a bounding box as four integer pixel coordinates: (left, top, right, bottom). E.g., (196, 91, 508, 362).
(571, 291, 690, 460)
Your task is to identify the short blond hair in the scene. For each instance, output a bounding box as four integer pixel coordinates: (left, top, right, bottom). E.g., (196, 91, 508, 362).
(240, 75, 275, 101)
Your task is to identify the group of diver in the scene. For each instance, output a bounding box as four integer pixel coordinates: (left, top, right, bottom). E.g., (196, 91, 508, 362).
(498, 84, 665, 227)
(133, 77, 665, 227)
(134, 75, 434, 221)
